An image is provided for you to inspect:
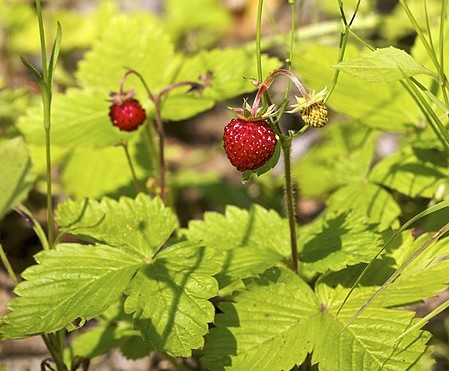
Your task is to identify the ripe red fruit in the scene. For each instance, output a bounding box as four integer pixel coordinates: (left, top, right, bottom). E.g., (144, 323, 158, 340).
(109, 98, 146, 132)
(223, 118, 277, 172)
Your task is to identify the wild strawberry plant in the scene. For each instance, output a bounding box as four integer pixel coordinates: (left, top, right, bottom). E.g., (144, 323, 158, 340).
(1, 0, 449, 370)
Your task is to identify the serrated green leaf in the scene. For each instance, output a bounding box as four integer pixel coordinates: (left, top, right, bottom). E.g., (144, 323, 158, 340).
(0, 243, 143, 338)
(124, 242, 220, 357)
(56, 194, 177, 259)
(369, 146, 449, 198)
(299, 211, 383, 275)
(17, 88, 135, 148)
(184, 205, 290, 287)
(203, 267, 429, 371)
(294, 44, 419, 131)
(202, 268, 318, 370)
(76, 16, 177, 95)
(309, 283, 430, 371)
(335, 47, 435, 82)
(325, 182, 401, 230)
(0, 137, 34, 219)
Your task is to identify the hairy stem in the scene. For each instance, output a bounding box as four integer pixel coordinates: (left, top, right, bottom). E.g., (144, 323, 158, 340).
(281, 137, 298, 274)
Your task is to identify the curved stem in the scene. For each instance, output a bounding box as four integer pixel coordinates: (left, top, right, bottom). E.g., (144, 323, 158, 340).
(0, 243, 18, 286)
(14, 206, 50, 251)
(121, 68, 155, 101)
(251, 69, 310, 115)
(280, 137, 298, 274)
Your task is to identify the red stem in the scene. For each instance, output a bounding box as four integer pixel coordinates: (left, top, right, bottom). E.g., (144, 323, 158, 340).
(251, 69, 310, 116)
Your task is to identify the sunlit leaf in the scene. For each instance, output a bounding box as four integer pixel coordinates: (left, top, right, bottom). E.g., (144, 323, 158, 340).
(56, 194, 177, 259)
(124, 242, 221, 357)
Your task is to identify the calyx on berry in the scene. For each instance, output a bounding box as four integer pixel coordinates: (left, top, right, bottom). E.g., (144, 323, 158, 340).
(287, 87, 328, 128)
(108, 90, 147, 132)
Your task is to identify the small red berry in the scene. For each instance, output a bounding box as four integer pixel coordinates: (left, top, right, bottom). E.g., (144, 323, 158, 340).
(109, 98, 146, 132)
(223, 118, 277, 172)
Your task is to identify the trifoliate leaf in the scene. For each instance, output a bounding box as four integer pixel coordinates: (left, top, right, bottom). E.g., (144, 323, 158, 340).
(0, 243, 144, 338)
(184, 205, 291, 287)
(298, 211, 383, 275)
(56, 194, 177, 259)
(203, 267, 429, 371)
(0, 137, 34, 219)
(124, 242, 221, 357)
(325, 182, 401, 230)
(294, 44, 419, 132)
(369, 146, 449, 198)
(202, 268, 318, 370)
(309, 283, 430, 371)
(334, 47, 435, 82)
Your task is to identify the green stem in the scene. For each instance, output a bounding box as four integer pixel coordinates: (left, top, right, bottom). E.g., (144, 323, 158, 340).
(325, 23, 348, 103)
(280, 137, 298, 274)
(0, 243, 18, 286)
(399, 0, 441, 73)
(284, 1, 296, 100)
(439, 0, 449, 107)
(44, 123, 54, 248)
(122, 141, 145, 193)
(35, 0, 54, 248)
(35, 0, 47, 82)
(256, 0, 264, 83)
(14, 205, 50, 251)
(42, 334, 67, 371)
(154, 104, 166, 204)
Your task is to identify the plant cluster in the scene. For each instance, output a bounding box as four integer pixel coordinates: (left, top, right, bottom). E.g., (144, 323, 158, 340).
(1, 0, 449, 370)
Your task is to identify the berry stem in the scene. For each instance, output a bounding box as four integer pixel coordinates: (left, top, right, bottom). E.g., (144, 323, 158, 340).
(121, 141, 145, 193)
(153, 103, 167, 204)
(280, 136, 298, 274)
(121, 68, 155, 101)
(251, 69, 310, 116)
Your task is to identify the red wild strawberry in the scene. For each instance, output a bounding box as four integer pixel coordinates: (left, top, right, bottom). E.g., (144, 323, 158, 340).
(223, 118, 277, 172)
(109, 97, 146, 132)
